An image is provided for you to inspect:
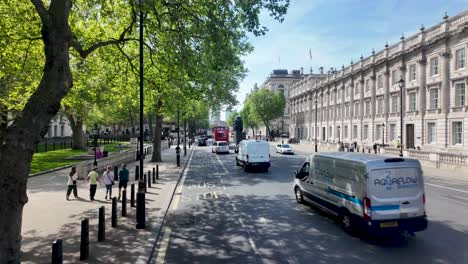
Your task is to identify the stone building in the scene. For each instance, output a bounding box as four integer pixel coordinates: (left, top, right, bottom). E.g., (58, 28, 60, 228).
(289, 11, 468, 154)
(259, 68, 324, 137)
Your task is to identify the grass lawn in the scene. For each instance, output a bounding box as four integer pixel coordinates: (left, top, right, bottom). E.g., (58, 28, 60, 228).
(30, 149, 87, 174)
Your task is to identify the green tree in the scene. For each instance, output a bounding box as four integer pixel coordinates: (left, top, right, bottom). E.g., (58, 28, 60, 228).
(247, 88, 285, 139)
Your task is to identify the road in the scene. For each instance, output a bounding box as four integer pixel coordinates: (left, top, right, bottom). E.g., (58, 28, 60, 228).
(152, 145, 468, 264)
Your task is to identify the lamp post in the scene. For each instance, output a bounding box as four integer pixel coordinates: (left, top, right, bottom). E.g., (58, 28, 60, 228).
(314, 96, 318, 152)
(93, 124, 99, 166)
(398, 77, 404, 157)
(138, 0, 145, 179)
(382, 123, 385, 147)
(281, 114, 284, 144)
(176, 106, 180, 167)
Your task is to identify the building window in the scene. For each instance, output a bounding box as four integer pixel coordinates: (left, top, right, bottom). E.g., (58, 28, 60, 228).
(355, 83, 359, 95)
(363, 125, 368, 140)
(377, 97, 384, 114)
(452, 122, 463, 145)
(330, 107, 334, 119)
(60, 125, 65, 137)
(345, 104, 350, 118)
(409, 64, 417, 81)
(354, 102, 359, 117)
(53, 125, 57, 137)
(346, 86, 349, 97)
(427, 122, 436, 143)
(389, 124, 396, 141)
(376, 124, 381, 140)
(391, 95, 398, 113)
(392, 69, 398, 85)
(344, 125, 348, 139)
(353, 125, 358, 139)
(365, 79, 370, 92)
(409, 92, 417, 111)
(456, 48, 465, 70)
(377, 74, 383, 89)
(365, 101, 370, 115)
(430, 57, 439, 76)
(430, 88, 439, 109)
(455, 82, 465, 106)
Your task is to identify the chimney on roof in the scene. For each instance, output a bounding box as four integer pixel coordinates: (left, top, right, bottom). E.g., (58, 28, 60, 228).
(300, 67, 304, 75)
(319, 67, 324, 74)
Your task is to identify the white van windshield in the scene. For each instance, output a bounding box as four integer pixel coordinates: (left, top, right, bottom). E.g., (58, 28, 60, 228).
(218, 142, 228, 146)
(368, 167, 421, 198)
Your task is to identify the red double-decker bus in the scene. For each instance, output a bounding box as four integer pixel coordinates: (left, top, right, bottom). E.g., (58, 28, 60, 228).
(213, 126, 229, 143)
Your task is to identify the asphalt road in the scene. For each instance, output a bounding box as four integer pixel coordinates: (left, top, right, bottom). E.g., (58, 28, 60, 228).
(154, 145, 468, 264)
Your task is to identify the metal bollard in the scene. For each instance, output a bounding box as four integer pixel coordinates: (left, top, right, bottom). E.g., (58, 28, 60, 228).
(131, 183, 135, 207)
(135, 165, 139, 181)
(148, 170, 152, 188)
(152, 167, 156, 184)
(122, 190, 127, 217)
(144, 174, 147, 193)
(176, 147, 180, 167)
(114, 166, 118, 181)
(98, 206, 105, 241)
(136, 192, 146, 229)
(156, 165, 159, 180)
(111, 197, 117, 227)
(51, 239, 63, 264)
(80, 218, 89, 260)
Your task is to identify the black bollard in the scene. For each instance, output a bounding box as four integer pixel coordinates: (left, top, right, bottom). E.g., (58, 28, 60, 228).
(176, 147, 180, 167)
(114, 166, 118, 181)
(148, 170, 152, 188)
(156, 165, 159, 180)
(131, 183, 135, 207)
(111, 197, 117, 227)
(135, 165, 139, 181)
(51, 239, 63, 264)
(80, 218, 89, 260)
(152, 167, 156, 184)
(144, 174, 147, 193)
(122, 190, 127, 217)
(98, 206, 105, 241)
(136, 192, 146, 229)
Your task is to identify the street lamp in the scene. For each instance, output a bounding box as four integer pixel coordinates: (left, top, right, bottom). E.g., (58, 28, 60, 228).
(382, 123, 385, 147)
(398, 77, 404, 157)
(314, 96, 318, 152)
(176, 106, 180, 167)
(281, 114, 284, 144)
(93, 124, 99, 166)
(138, 0, 145, 180)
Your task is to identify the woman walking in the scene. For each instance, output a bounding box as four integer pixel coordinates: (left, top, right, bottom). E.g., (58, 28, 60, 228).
(66, 166, 78, 200)
(85, 167, 100, 201)
(103, 166, 114, 200)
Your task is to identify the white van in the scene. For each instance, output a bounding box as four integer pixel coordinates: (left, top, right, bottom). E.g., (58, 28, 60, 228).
(236, 140, 270, 172)
(294, 152, 427, 238)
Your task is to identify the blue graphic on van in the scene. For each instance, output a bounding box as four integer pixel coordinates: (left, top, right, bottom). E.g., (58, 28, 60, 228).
(374, 173, 418, 191)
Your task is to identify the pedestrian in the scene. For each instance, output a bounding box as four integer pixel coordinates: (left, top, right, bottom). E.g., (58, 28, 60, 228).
(373, 143, 378, 154)
(84, 166, 100, 201)
(103, 166, 114, 200)
(118, 163, 129, 200)
(66, 166, 78, 200)
(96, 147, 103, 159)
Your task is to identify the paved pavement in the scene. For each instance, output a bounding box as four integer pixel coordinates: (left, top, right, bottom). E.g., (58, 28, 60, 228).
(153, 145, 468, 264)
(21, 144, 193, 263)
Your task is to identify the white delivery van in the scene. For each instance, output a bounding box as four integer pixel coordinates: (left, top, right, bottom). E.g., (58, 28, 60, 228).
(236, 140, 270, 172)
(293, 152, 427, 238)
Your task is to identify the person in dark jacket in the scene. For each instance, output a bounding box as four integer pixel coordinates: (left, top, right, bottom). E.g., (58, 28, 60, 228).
(118, 163, 129, 200)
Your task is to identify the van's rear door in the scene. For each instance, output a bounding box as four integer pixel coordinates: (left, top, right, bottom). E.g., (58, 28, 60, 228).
(247, 142, 269, 163)
(368, 166, 425, 221)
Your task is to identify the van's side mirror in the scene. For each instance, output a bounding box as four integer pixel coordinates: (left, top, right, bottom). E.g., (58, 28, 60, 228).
(294, 170, 299, 178)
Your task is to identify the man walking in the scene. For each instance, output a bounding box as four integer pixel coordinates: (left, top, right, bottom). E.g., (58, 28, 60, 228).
(85, 167, 100, 201)
(66, 166, 78, 200)
(118, 163, 129, 200)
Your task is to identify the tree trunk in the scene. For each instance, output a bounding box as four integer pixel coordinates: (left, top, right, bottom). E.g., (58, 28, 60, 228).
(148, 115, 154, 141)
(151, 113, 163, 162)
(66, 114, 85, 149)
(0, 1, 73, 261)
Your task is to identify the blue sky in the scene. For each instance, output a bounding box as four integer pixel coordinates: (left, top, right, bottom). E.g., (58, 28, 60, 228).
(227, 0, 467, 117)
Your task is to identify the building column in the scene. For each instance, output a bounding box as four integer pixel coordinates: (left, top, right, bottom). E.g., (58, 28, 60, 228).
(360, 78, 365, 143)
(418, 57, 427, 146)
(441, 51, 451, 148)
(384, 68, 390, 116)
(370, 74, 376, 141)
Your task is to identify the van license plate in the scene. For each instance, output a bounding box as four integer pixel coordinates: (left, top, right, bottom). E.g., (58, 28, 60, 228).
(380, 222, 398, 228)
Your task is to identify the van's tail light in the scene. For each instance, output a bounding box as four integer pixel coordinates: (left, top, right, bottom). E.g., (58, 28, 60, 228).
(363, 197, 372, 221)
(422, 193, 426, 205)
(246, 154, 249, 161)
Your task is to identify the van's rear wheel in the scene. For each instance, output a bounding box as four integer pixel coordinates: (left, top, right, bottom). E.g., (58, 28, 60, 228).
(294, 187, 304, 204)
(339, 210, 356, 236)
(244, 164, 249, 172)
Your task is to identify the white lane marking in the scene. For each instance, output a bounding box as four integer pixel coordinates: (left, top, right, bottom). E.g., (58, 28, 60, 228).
(439, 195, 468, 205)
(215, 154, 230, 174)
(171, 148, 195, 211)
(248, 238, 259, 255)
(156, 227, 172, 264)
(238, 218, 245, 228)
(171, 194, 181, 210)
(426, 183, 468, 194)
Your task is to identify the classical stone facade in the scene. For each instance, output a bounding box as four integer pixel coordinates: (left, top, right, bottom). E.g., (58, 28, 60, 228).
(259, 69, 324, 137)
(290, 11, 468, 154)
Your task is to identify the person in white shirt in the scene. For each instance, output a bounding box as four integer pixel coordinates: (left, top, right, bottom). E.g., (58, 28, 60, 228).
(66, 166, 78, 200)
(103, 166, 114, 200)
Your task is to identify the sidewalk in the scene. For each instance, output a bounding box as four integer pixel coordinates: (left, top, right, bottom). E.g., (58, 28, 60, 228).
(21, 144, 193, 263)
(272, 141, 468, 183)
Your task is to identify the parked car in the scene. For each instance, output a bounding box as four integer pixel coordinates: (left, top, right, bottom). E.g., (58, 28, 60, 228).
(236, 140, 270, 172)
(294, 152, 427, 239)
(276, 144, 294, 155)
(212, 141, 229, 154)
